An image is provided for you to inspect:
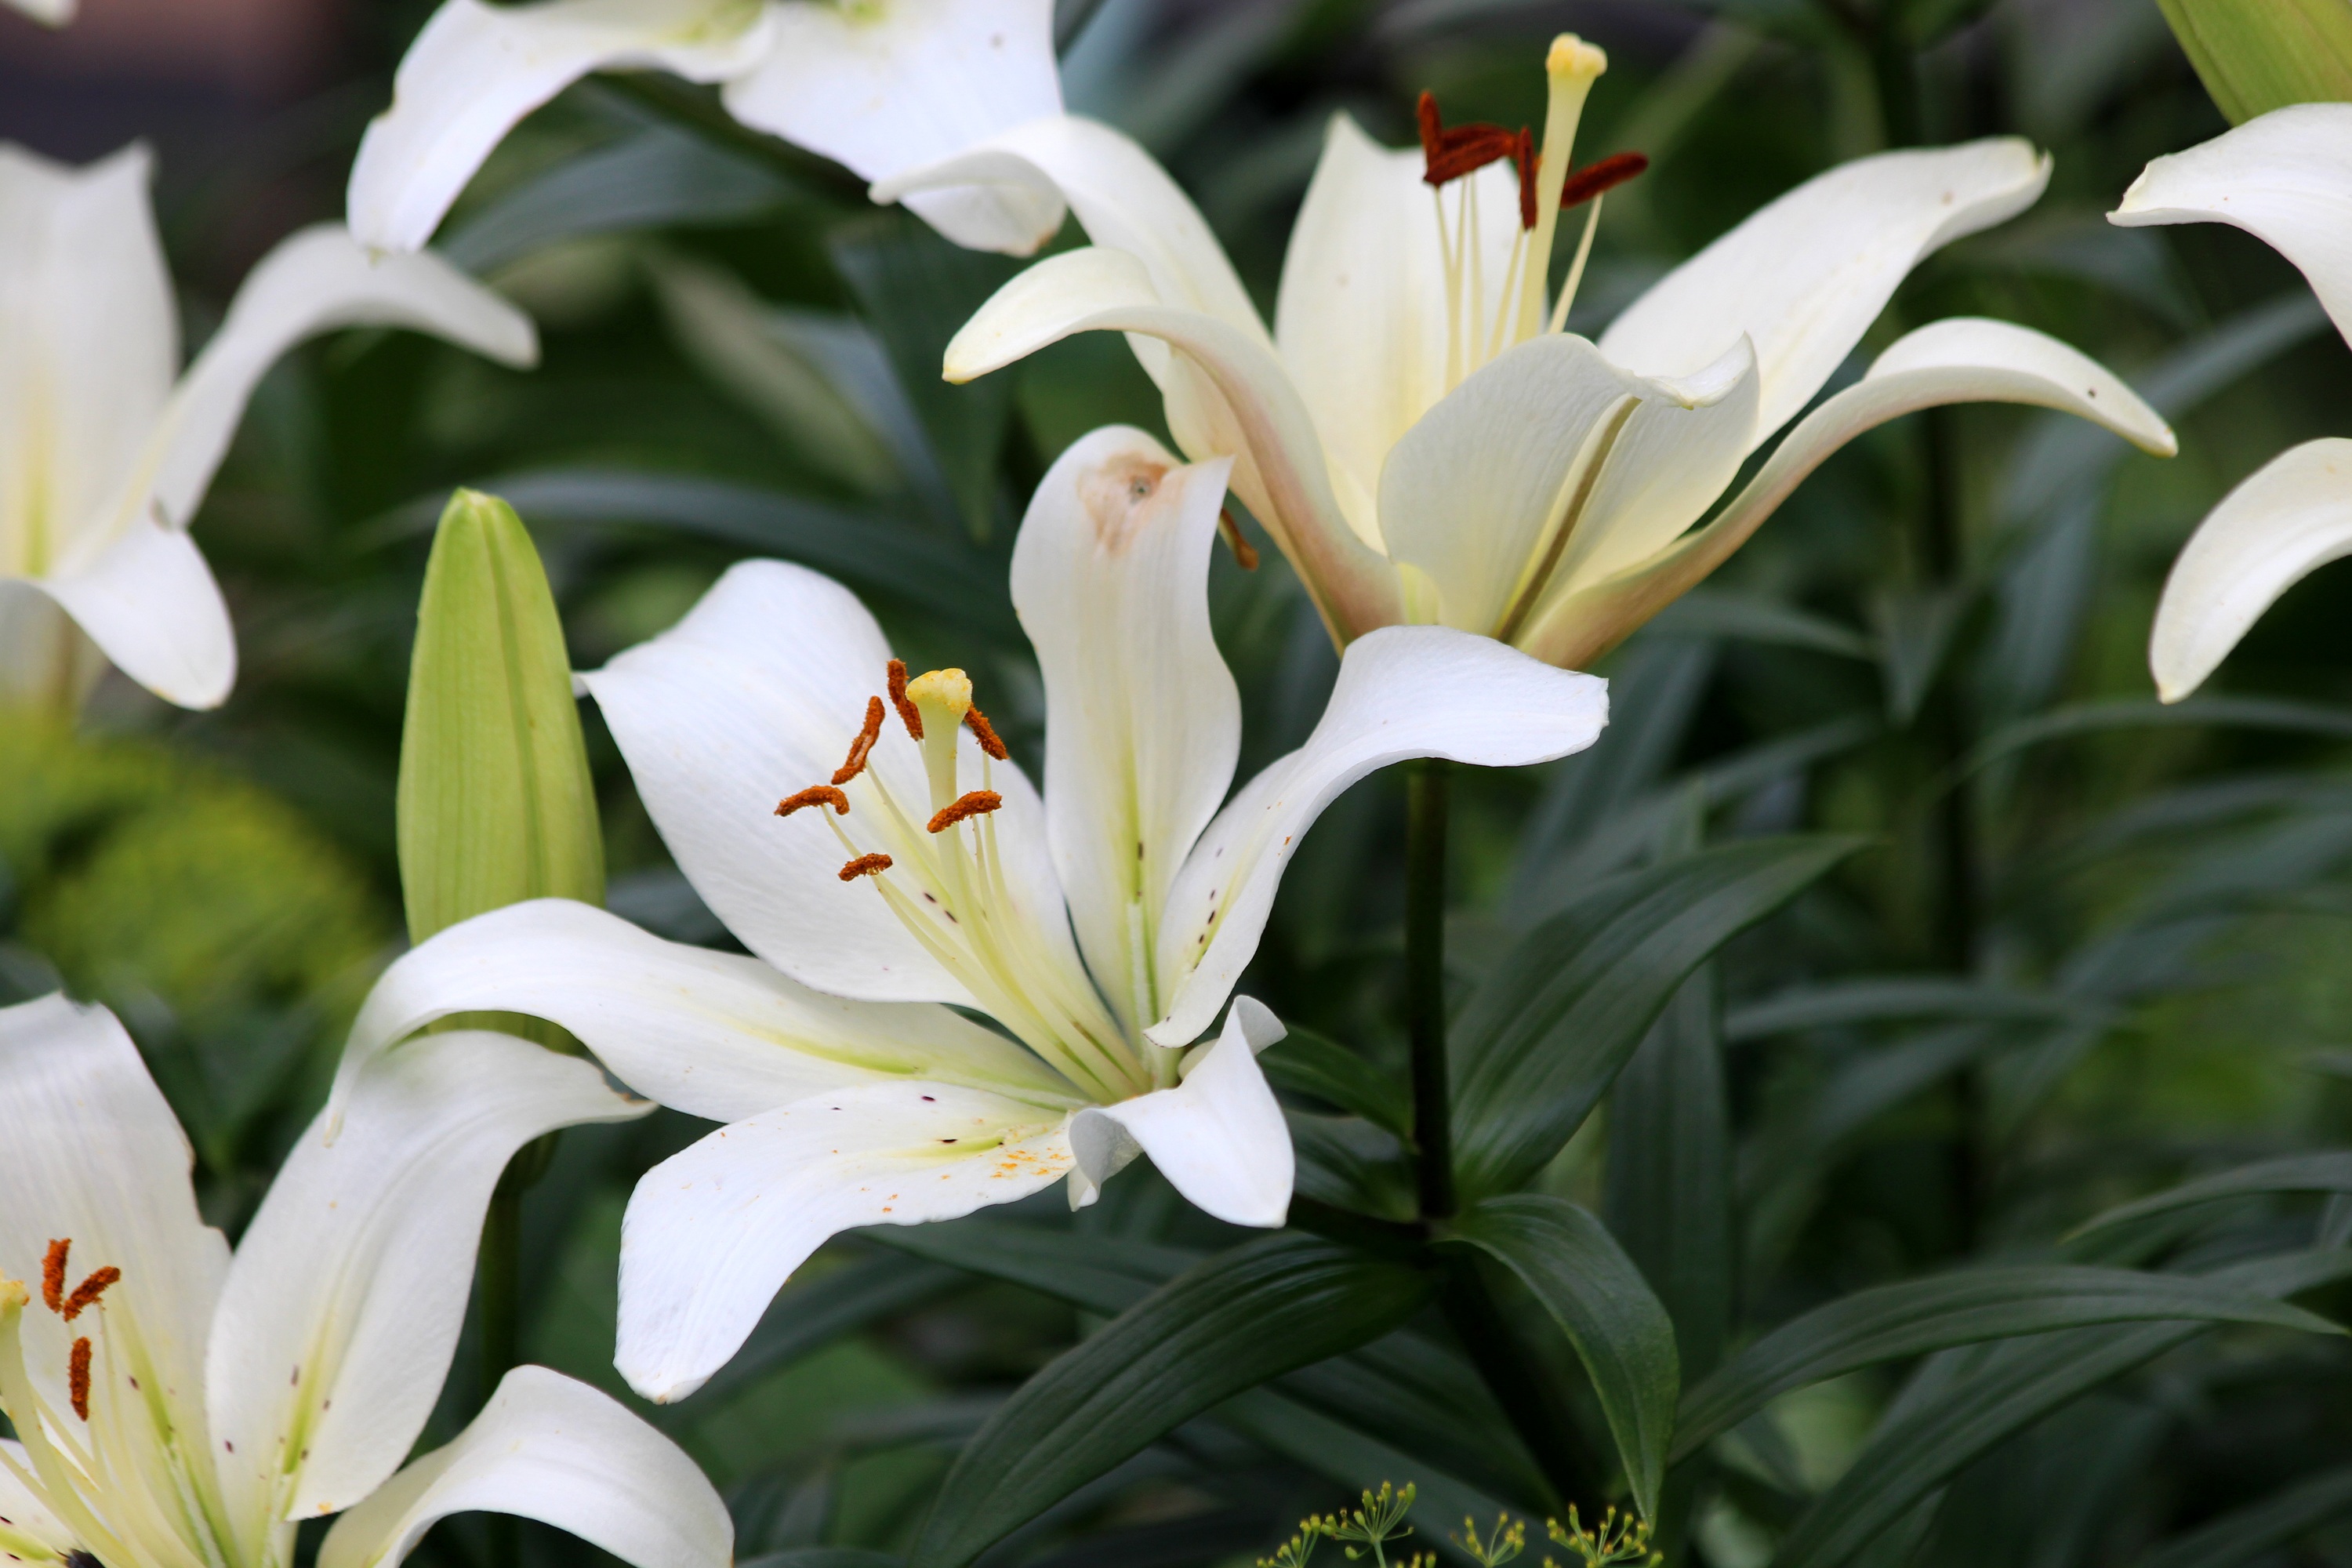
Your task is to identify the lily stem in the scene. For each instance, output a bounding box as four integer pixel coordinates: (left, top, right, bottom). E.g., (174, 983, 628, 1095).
(1406, 758, 1456, 1220)
(477, 1133, 557, 1568)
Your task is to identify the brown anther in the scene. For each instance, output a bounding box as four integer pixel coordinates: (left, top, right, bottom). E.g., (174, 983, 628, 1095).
(838, 853, 894, 881)
(1415, 90, 1526, 190)
(1560, 151, 1650, 209)
(62, 1267, 119, 1323)
(1218, 508, 1259, 570)
(68, 1338, 91, 1421)
(775, 785, 851, 818)
(887, 659, 923, 739)
(42, 1240, 67, 1316)
(1515, 126, 1537, 229)
(927, 791, 1004, 834)
(833, 696, 887, 785)
(964, 706, 1008, 761)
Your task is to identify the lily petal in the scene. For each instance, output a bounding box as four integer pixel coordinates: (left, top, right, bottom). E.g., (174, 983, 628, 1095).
(1376, 334, 1758, 638)
(0, 143, 176, 573)
(723, 0, 1065, 254)
(1149, 627, 1609, 1047)
(27, 516, 234, 710)
(0, 587, 105, 715)
(208, 1029, 645, 1524)
(947, 247, 1401, 642)
(336, 897, 1080, 1122)
(1521, 317, 2175, 670)
(2151, 437, 2352, 701)
(1599, 137, 2050, 446)
(0, 996, 228, 1457)
(1273, 113, 1521, 550)
(318, 1366, 729, 1568)
(2111, 103, 2352, 354)
(616, 1083, 1074, 1402)
(1070, 997, 1291, 1227)
(0, 1442, 72, 1557)
(1012, 428, 1240, 1035)
(97, 225, 537, 568)
(347, 0, 775, 253)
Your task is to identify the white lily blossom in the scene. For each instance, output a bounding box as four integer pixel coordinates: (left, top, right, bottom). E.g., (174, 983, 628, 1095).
(915, 34, 2177, 663)
(4, 0, 72, 24)
(0, 991, 732, 1568)
(0, 143, 537, 715)
(347, 0, 1066, 256)
(325, 427, 1608, 1403)
(2112, 103, 2352, 701)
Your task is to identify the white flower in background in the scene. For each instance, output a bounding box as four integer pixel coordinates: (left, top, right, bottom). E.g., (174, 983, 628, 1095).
(328, 427, 1608, 1403)
(0, 992, 730, 1568)
(3, 0, 72, 25)
(0, 143, 536, 715)
(915, 35, 2177, 664)
(2113, 104, 2352, 700)
(347, 0, 1067, 256)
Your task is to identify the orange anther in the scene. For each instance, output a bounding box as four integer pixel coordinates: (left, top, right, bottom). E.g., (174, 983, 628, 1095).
(887, 659, 923, 739)
(1218, 508, 1259, 570)
(927, 791, 1004, 834)
(1561, 151, 1649, 209)
(776, 786, 851, 818)
(42, 1240, 67, 1316)
(1415, 90, 1526, 193)
(964, 706, 1008, 761)
(62, 1267, 118, 1323)
(838, 853, 894, 881)
(69, 1337, 91, 1421)
(834, 695, 887, 785)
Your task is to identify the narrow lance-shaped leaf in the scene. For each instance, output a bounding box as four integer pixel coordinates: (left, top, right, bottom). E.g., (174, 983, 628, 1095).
(2154, 0, 2352, 124)
(2068, 1152, 2352, 1239)
(398, 488, 604, 1048)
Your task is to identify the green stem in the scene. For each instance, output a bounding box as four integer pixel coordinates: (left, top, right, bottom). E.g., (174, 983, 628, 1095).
(1440, 1258, 1593, 1508)
(476, 1133, 558, 1566)
(1406, 759, 1455, 1221)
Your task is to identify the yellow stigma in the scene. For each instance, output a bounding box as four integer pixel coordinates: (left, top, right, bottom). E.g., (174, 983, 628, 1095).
(1548, 33, 1607, 80)
(0, 1278, 24, 1312)
(906, 667, 973, 722)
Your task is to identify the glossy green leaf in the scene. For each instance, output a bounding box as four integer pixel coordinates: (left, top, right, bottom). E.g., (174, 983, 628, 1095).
(2138, 1460, 2352, 1568)
(683, 1252, 965, 1412)
(397, 488, 603, 948)
(1260, 1025, 1414, 1138)
(871, 1218, 1200, 1315)
(906, 1234, 1432, 1568)
(1769, 1250, 2352, 1568)
(1219, 1387, 1530, 1541)
(2154, 0, 2352, 123)
(739, 1552, 900, 1568)
(1675, 1264, 2343, 1463)
(1448, 1195, 1681, 1519)
(2070, 1153, 2352, 1239)
(1454, 837, 1862, 1196)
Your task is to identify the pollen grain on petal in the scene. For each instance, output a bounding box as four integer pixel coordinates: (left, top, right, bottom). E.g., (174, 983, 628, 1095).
(964, 705, 1008, 760)
(776, 785, 851, 818)
(41, 1240, 67, 1316)
(61, 1267, 119, 1323)
(1561, 151, 1649, 209)
(68, 1338, 91, 1421)
(833, 695, 887, 785)
(887, 659, 923, 739)
(927, 791, 1004, 833)
(839, 852, 895, 881)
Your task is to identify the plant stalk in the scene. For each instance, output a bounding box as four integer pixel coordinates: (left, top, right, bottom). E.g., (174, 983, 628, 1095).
(1406, 759, 1456, 1221)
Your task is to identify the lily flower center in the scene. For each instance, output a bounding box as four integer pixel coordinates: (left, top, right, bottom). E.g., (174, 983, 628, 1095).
(775, 661, 1147, 1105)
(1417, 35, 1650, 393)
(0, 1240, 230, 1568)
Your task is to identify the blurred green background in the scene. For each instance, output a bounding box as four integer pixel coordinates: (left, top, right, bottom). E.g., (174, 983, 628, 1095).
(9, 0, 2352, 1563)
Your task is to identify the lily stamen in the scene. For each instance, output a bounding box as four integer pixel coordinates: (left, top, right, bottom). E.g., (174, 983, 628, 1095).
(833, 695, 886, 783)
(927, 791, 1003, 834)
(67, 1338, 90, 1421)
(886, 658, 922, 739)
(838, 853, 894, 881)
(1560, 151, 1649, 208)
(964, 706, 1007, 760)
(62, 1266, 118, 1323)
(776, 785, 851, 818)
(42, 1239, 67, 1314)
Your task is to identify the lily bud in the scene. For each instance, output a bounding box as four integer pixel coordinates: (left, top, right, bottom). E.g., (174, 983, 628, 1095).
(2156, 0, 2352, 123)
(397, 488, 604, 982)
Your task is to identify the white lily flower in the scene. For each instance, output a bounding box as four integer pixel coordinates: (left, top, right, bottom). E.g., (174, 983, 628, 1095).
(0, 991, 731, 1568)
(911, 35, 2176, 662)
(323, 427, 1607, 1403)
(0, 143, 537, 715)
(348, 0, 1066, 256)
(4, 0, 71, 24)
(2112, 103, 2352, 701)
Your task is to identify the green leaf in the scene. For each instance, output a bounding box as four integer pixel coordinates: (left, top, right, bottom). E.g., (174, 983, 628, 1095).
(1218, 1387, 1530, 1539)
(2154, 0, 2352, 123)
(1447, 1196, 1681, 1519)
(1767, 1250, 2352, 1568)
(1260, 1025, 1414, 1138)
(2069, 1153, 2352, 1239)
(906, 1234, 1432, 1568)
(1724, 978, 2094, 1041)
(2137, 1461, 2352, 1568)
(1675, 1264, 2345, 1463)
(681, 1253, 965, 1412)
(1606, 973, 1733, 1380)
(397, 488, 603, 948)
(739, 1552, 900, 1568)
(870, 1218, 1200, 1316)
(1454, 837, 1861, 1196)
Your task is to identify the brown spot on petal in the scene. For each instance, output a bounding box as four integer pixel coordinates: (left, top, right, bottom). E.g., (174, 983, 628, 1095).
(1078, 454, 1174, 554)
